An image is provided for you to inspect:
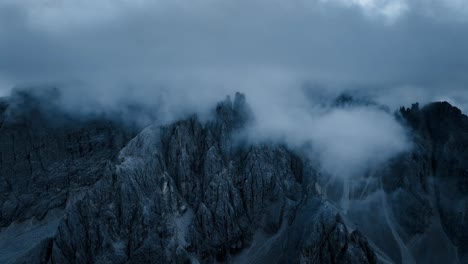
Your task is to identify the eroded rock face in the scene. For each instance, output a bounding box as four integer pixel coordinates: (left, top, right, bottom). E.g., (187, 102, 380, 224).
(8, 91, 468, 264)
(394, 102, 468, 263)
(0, 92, 377, 264)
(0, 90, 135, 228)
(36, 93, 353, 263)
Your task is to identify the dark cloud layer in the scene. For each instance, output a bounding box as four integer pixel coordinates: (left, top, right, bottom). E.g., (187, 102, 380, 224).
(1, 1, 467, 101)
(0, 0, 467, 177)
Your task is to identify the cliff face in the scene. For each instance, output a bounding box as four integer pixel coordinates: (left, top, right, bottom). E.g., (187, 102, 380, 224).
(0, 91, 136, 263)
(0, 91, 466, 264)
(333, 101, 468, 264)
(394, 102, 468, 262)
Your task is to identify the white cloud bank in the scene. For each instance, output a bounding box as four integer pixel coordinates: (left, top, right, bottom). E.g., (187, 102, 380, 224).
(0, 0, 466, 178)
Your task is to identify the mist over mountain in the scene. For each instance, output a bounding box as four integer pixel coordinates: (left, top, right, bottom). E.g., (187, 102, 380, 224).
(0, 88, 467, 264)
(1, 0, 468, 263)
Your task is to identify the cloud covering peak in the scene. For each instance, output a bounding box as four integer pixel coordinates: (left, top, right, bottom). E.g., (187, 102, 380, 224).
(1, 0, 467, 105)
(0, 0, 465, 178)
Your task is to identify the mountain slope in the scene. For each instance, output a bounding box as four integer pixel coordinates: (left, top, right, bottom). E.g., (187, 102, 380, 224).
(0, 91, 467, 263)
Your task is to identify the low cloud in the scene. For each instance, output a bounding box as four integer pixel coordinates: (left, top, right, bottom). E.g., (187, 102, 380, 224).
(0, 0, 466, 178)
(244, 88, 410, 178)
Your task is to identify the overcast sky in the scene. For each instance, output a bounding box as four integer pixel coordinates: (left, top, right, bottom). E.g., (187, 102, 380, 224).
(0, 0, 467, 177)
(1, 0, 467, 109)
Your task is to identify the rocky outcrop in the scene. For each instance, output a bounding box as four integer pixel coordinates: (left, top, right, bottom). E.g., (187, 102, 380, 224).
(0, 90, 136, 263)
(329, 100, 468, 264)
(0, 92, 377, 263)
(393, 102, 468, 263)
(0, 91, 134, 225)
(39, 93, 373, 263)
(9, 91, 468, 263)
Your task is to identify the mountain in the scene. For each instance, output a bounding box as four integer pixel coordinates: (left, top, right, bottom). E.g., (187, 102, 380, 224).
(0, 91, 466, 264)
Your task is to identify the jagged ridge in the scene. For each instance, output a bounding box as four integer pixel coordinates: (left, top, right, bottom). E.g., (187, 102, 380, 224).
(2, 91, 467, 264)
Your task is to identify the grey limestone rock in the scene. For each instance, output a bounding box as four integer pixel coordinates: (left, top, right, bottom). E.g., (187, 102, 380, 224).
(10, 91, 459, 263)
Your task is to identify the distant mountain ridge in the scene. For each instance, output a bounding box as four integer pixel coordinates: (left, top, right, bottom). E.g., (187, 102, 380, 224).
(0, 90, 466, 263)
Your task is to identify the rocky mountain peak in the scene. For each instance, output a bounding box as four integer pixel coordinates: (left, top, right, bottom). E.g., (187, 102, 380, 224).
(0, 92, 467, 264)
(214, 92, 252, 131)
